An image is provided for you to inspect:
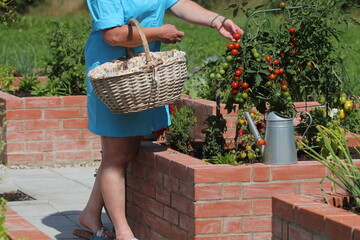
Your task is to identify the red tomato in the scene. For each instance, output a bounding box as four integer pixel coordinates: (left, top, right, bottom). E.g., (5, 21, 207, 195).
(241, 82, 249, 88)
(273, 59, 279, 65)
(231, 82, 239, 89)
(234, 76, 240, 81)
(238, 66, 244, 71)
(290, 37, 298, 43)
(231, 89, 238, 94)
(281, 85, 288, 91)
(233, 32, 241, 40)
(258, 140, 265, 146)
(274, 69, 280, 75)
(231, 49, 239, 56)
(267, 68, 273, 73)
(288, 28, 296, 34)
(265, 56, 271, 62)
(235, 70, 242, 76)
(227, 43, 234, 50)
(279, 68, 284, 74)
(233, 42, 240, 49)
(291, 50, 297, 55)
(243, 88, 250, 93)
(269, 74, 276, 80)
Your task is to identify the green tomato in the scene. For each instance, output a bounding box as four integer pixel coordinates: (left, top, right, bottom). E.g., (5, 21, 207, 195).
(318, 96, 326, 105)
(216, 73, 222, 79)
(219, 69, 226, 75)
(222, 62, 230, 69)
(283, 91, 290, 97)
(256, 58, 261, 62)
(253, 52, 260, 58)
(241, 92, 248, 99)
(209, 73, 216, 79)
(339, 96, 347, 104)
(251, 48, 258, 54)
(226, 55, 234, 62)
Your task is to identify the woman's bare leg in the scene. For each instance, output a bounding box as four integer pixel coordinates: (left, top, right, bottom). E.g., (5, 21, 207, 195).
(79, 136, 141, 240)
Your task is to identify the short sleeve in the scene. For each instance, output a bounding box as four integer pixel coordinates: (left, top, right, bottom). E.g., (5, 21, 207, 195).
(87, 0, 126, 31)
(166, 0, 179, 10)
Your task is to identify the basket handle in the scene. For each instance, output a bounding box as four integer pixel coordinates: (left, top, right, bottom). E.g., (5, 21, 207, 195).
(127, 18, 152, 63)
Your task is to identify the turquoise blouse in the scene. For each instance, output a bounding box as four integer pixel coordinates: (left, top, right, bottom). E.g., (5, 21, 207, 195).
(85, 0, 178, 137)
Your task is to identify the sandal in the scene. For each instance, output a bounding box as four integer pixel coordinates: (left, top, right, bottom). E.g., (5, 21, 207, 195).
(90, 227, 115, 240)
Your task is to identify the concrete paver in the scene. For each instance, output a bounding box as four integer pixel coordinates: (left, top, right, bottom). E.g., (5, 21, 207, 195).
(0, 167, 112, 239)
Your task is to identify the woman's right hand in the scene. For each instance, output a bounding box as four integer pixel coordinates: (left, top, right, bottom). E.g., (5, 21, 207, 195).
(158, 24, 184, 44)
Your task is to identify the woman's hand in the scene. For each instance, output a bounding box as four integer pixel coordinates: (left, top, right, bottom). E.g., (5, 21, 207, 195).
(158, 24, 184, 44)
(213, 17, 244, 42)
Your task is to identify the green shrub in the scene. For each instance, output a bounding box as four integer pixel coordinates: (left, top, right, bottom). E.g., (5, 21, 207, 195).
(0, 64, 15, 92)
(202, 115, 227, 158)
(165, 106, 197, 154)
(0, 197, 8, 240)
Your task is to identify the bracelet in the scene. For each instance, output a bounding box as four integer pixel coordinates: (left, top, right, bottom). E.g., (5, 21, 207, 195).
(210, 14, 221, 28)
(222, 17, 228, 25)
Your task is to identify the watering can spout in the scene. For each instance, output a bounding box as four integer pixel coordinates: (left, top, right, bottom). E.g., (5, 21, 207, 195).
(244, 112, 264, 155)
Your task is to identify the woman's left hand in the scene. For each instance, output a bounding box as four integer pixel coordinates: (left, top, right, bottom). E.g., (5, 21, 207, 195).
(213, 17, 244, 42)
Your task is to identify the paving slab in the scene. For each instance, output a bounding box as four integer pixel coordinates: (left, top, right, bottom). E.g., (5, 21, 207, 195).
(0, 167, 112, 240)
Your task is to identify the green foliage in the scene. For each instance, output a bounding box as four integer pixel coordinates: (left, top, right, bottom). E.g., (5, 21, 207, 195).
(316, 120, 347, 158)
(0, 0, 20, 25)
(202, 115, 227, 158)
(302, 125, 360, 210)
(13, 0, 44, 13)
(17, 76, 40, 94)
(0, 64, 15, 92)
(0, 197, 8, 240)
(44, 19, 89, 96)
(205, 151, 238, 165)
(165, 106, 197, 154)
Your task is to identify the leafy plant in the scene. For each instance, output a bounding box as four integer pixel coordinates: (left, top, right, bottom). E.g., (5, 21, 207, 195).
(302, 125, 360, 211)
(205, 151, 238, 165)
(202, 115, 227, 158)
(0, 0, 20, 25)
(44, 20, 89, 96)
(165, 106, 197, 154)
(30, 78, 65, 96)
(0, 197, 7, 240)
(17, 76, 40, 95)
(0, 64, 15, 92)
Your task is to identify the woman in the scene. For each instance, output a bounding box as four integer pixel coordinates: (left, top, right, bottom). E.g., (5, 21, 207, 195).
(79, 0, 243, 240)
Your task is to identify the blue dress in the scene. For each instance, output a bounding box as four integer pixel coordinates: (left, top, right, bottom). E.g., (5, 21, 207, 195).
(85, 0, 179, 137)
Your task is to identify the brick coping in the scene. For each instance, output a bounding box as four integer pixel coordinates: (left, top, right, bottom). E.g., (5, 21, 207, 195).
(5, 205, 52, 240)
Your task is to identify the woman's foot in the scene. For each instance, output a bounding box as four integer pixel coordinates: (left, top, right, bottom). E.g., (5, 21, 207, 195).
(78, 210, 103, 233)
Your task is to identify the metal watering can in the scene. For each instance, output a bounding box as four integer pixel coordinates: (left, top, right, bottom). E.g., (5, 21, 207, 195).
(244, 111, 312, 165)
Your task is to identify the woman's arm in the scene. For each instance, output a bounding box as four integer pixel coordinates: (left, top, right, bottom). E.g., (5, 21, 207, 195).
(102, 24, 184, 47)
(170, 0, 243, 42)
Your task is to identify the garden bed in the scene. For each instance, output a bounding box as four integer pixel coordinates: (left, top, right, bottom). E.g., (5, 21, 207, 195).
(272, 195, 360, 240)
(126, 141, 360, 239)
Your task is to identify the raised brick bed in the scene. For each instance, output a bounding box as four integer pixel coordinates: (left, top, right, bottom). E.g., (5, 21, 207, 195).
(0, 91, 101, 164)
(126, 141, 360, 239)
(272, 195, 360, 240)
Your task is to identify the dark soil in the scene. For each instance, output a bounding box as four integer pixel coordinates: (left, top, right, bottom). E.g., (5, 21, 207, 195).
(0, 190, 36, 202)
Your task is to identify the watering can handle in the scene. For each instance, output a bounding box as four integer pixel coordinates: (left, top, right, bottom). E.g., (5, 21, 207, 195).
(297, 111, 313, 139)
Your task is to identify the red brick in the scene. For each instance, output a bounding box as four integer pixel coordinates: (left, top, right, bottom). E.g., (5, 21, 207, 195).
(24, 119, 61, 130)
(244, 216, 271, 232)
(272, 216, 282, 238)
(223, 127, 237, 139)
(139, 178, 156, 198)
(5, 99, 24, 109)
(171, 192, 189, 214)
(156, 186, 171, 205)
(7, 109, 42, 120)
(63, 119, 88, 129)
(193, 165, 251, 183)
(252, 199, 272, 215)
(155, 154, 171, 173)
(300, 180, 332, 196)
(171, 225, 189, 240)
(252, 233, 273, 240)
(81, 129, 99, 139)
(146, 167, 163, 185)
(62, 95, 87, 107)
(127, 202, 142, 220)
(44, 108, 81, 119)
(53, 140, 91, 151)
(179, 181, 194, 199)
(223, 184, 240, 199)
(272, 163, 326, 180)
(325, 215, 360, 240)
(45, 130, 81, 140)
(195, 200, 251, 218)
(25, 97, 61, 108)
(5, 216, 35, 230)
(7, 131, 43, 142)
(288, 224, 312, 240)
(179, 212, 194, 233)
(194, 235, 251, 240)
(164, 173, 179, 192)
(7, 230, 52, 240)
(253, 164, 271, 182)
(7, 152, 44, 163)
(26, 141, 53, 152)
(164, 205, 179, 225)
(146, 197, 163, 218)
(195, 219, 221, 234)
(143, 212, 171, 237)
(242, 182, 297, 199)
(6, 121, 23, 131)
(354, 227, 360, 240)
(6, 142, 25, 152)
(223, 218, 242, 233)
(195, 185, 222, 201)
(55, 151, 92, 161)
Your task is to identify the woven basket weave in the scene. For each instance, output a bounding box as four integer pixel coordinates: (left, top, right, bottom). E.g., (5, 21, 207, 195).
(88, 18, 187, 114)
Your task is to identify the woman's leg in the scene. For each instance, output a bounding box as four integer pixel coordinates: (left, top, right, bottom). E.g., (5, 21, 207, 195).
(99, 135, 141, 240)
(79, 135, 141, 240)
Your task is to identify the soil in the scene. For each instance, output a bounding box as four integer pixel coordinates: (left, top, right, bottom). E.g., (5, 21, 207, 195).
(0, 190, 35, 202)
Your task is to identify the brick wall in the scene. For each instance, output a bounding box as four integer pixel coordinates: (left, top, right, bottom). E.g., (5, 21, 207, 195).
(126, 141, 360, 240)
(0, 91, 101, 164)
(272, 195, 360, 240)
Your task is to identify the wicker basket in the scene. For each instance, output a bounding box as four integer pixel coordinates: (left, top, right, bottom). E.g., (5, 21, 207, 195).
(88, 18, 187, 114)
